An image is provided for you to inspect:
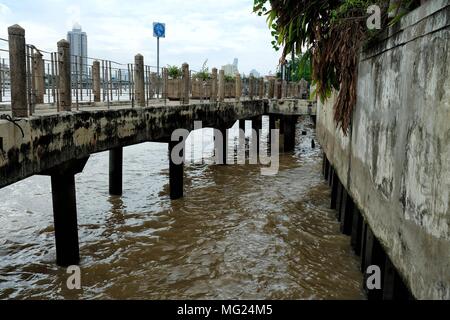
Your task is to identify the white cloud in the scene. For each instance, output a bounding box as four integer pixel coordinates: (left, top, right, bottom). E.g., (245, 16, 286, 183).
(0, 0, 281, 74)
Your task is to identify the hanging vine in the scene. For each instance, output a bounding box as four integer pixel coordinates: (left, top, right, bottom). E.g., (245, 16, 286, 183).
(254, 0, 420, 135)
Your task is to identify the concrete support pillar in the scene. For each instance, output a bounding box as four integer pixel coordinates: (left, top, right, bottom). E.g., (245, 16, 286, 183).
(281, 115, 296, 152)
(211, 68, 217, 103)
(44, 158, 88, 266)
(340, 189, 354, 235)
(169, 140, 184, 199)
(383, 256, 411, 300)
(251, 116, 261, 154)
(8, 25, 27, 117)
(235, 73, 241, 102)
(214, 127, 228, 165)
(32, 52, 45, 104)
(328, 165, 333, 186)
(363, 227, 386, 300)
(182, 63, 189, 105)
(239, 119, 246, 143)
(335, 180, 344, 220)
(57, 39, 71, 111)
(134, 54, 145, 107)
(249, 76, 254, 100)
(109, 147, 123, 195)
(351, 206, 363, 256)
(218, 69, 225, 102)
(268, 115, 276, 145)
(330, 170, 338, 209)
(324, 157, 330, 181)
(92, 60, 101, 102)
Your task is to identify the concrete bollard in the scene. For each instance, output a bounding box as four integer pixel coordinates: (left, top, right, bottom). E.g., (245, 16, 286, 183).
(182, 63, 190, 105)
(211, 68, 218, 103)
(8, 25, 28, 117)
(218, 69, 225, 102)
(258, 78, 263, 99)
(235, 73, 241, 102)
(32, 52, 45, 104)
(92, 60, 101, 102)
(274, 80, 280, 99)
(249, 76, 254, 100)
(268, 79, 275, 99)
(57, 39, 71, 111)
(134, 54, 145, 107)
(161, 69, 168, 100)
(150, 72, 157, 99)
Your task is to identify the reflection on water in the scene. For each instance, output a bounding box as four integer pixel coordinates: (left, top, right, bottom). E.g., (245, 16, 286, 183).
(0, 116, 364, 299)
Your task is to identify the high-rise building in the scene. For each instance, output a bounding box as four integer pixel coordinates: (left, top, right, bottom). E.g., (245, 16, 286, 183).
(222, 58, 239, 76)
(249, 69, 260, 78)
(67, 23, 88, 77)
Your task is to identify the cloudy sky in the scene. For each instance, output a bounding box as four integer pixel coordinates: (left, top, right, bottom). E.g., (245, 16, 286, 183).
(0, 0, 281, 75)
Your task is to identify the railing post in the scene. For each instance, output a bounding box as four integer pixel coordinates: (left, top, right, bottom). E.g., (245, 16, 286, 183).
(259, 77, 264, 99)
(162, 68, 168, 101)
(182, 63, 189, 105)
(134, 54, 145, 107)
(32, 52, 45, 104)
(57, 39, 71, 111)
(8, 24, 28, 117)
(218, 69, 225, 102)
(235, 73, 241, 102)
(268, 79, 275, 99)
(249, 76, 254, 100)
(211, 68, 217, 103)
(92, 60, 101, 102)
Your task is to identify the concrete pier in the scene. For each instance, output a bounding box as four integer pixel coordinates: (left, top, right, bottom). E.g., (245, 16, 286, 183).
(43, 157, 89, 266)
(281, 115, 296, 152)
(169, 140, 184, 200)
(109, 147, 123, 195)
(214, 127, 227, 165)
(251, 116, 261, 154)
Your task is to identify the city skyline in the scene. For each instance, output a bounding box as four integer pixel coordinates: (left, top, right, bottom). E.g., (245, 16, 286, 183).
(0, 0, 281, 75)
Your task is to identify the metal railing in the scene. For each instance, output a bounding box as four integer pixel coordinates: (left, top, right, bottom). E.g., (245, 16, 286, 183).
(1, 25, 310, 118)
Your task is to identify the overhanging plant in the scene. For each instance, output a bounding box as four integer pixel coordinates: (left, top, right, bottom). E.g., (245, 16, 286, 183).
(254, 0, 420, 135)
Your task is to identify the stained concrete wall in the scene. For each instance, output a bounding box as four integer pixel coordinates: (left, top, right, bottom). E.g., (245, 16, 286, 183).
(0, 98, 311, 189)
(317, 0, 450, 299)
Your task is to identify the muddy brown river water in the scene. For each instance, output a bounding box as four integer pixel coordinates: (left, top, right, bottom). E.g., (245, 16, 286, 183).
(0, 116, 364, 299)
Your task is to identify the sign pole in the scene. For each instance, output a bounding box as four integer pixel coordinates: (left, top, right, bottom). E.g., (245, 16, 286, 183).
(157, 36, 160, 77)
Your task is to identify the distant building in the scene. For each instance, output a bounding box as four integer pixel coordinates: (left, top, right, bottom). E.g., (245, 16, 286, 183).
(249, 69, 260, 78)
(222, 58, 239, 76)
(67, 23, 88, 77)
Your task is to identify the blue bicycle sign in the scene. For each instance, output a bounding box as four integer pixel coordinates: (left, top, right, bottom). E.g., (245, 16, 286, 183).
(153, 22, 165, 38)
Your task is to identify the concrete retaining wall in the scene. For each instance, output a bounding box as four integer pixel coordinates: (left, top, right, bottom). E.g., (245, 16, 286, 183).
(317, 0, 450, 299)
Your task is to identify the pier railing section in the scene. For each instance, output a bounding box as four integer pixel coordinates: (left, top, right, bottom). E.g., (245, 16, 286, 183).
(2, 24, 310, 118)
